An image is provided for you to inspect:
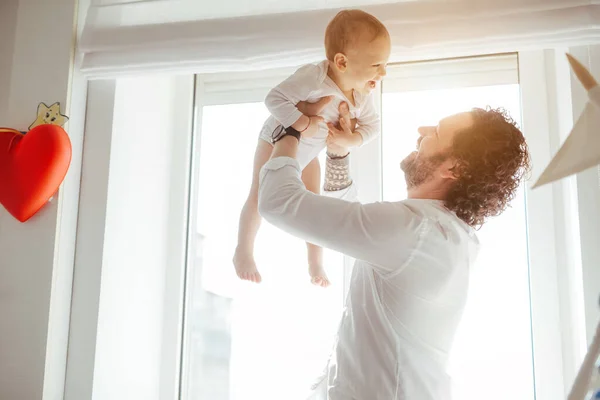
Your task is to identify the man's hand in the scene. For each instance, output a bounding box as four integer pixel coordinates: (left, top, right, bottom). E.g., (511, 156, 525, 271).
(301, 116, 325, 138)
(296, 96, 333, 117)
(296, 98, 357, 156)
(292, 97, 332, 138)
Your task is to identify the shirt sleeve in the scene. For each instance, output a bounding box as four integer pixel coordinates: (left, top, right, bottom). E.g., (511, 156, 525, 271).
(258, 157, 426, 274)
(355, 93, 381, 146)
(264, 64, 323, 128)
(323, 182, 359, 202)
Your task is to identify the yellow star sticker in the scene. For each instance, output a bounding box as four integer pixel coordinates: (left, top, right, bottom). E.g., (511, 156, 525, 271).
(28, 102, 69, 130)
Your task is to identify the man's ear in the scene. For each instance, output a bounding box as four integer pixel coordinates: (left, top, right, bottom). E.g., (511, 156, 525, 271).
(333, 53, 348, 72)
(440, 159, 459, 180)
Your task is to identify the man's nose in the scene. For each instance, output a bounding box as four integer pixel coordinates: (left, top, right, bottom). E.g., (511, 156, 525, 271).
(417, 126, 433, 136)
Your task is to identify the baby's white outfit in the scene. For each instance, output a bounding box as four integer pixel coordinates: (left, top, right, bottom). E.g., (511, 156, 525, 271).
(260, 60, 380, 169)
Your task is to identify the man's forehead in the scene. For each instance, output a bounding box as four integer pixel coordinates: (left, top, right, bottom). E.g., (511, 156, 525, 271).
(439, 112, 474, 132)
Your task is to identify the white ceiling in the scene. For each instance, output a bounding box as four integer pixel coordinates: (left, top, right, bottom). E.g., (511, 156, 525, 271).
(91, 0, 422, 22)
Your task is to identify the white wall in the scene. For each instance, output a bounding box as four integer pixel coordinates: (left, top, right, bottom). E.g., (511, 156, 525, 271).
(0, 0, 18, 123)
(0, 0, 83, 399)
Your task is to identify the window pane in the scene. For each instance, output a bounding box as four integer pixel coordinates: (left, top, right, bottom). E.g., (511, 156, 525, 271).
(381, 85, 535, 400)
(183, 102, 344, 400)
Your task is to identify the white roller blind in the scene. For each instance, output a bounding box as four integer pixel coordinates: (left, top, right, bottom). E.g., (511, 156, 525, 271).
(383, 53, 519, 93)
(196, 53, 519, 105)
(197, 66, 299, 106)
(79, 0, 600, 78)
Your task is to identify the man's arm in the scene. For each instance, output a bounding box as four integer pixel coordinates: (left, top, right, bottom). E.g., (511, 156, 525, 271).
(258, 136, 425, 273)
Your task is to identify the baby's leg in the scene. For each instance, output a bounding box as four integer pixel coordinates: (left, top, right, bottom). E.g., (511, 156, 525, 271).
(301, 157, 330, 288)
(233, 139, 273, 283)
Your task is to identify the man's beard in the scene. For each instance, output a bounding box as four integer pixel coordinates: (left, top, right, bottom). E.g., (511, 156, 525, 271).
(400, 151, 449, 189)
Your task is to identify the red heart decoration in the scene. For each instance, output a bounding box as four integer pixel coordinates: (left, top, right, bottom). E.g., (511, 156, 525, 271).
(0, 124, 72, 222)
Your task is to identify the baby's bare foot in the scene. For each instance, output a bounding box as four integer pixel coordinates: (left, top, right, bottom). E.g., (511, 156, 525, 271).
(233, 248, 262, 283)
(309, 264, 330, 288)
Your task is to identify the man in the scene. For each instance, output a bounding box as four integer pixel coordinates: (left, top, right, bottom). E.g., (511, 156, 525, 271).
(258, 98, 531, 400)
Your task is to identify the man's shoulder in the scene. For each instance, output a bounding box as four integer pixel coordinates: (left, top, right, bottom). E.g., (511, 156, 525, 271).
(400, 199, 477, 239)
(397, 198, 445, 218)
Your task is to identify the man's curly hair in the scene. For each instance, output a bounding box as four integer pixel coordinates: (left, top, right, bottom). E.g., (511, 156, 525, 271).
(445, 107, 532, 228)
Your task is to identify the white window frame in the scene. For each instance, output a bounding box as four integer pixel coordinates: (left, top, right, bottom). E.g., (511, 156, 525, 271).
(189, 54, 574, 400)
(64, 77, 196, 400)
(191, 54, 575, 398)
(64, 52, 584, 400)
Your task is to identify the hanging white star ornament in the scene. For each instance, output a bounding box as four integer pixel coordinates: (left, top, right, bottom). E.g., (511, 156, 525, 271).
(532, 53, 600, 189)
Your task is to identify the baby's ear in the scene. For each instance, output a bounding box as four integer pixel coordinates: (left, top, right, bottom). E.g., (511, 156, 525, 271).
(333, 53, 348, 72)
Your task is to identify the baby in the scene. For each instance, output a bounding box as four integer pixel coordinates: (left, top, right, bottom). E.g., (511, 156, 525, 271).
(234, 9, 391, 286)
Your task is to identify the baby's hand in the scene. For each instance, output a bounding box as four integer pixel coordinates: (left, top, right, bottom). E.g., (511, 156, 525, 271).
(327, 117, 363, 148)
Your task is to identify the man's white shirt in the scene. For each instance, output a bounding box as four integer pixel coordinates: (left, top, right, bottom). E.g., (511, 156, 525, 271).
(258, 157, 480, 400)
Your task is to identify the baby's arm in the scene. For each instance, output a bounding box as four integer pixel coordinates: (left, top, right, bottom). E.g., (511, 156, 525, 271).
(354, 93, 381, 146)
(265, 64, 325, 136)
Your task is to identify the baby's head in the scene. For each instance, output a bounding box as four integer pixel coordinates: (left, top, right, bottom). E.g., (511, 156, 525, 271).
(325, 9, 391, 93)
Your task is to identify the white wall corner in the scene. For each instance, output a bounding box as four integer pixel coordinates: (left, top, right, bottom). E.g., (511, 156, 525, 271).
(64, 79, 117, 400)
(0, 0, 19, 123)
(0, 0, 81, 399)
(44, 0, 93, 399)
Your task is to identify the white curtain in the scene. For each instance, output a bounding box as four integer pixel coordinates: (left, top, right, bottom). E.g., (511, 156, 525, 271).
(79, 0, 600, 78)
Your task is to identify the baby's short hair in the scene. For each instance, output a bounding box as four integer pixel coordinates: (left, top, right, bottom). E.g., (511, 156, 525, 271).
(324, 9, 389, 61)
